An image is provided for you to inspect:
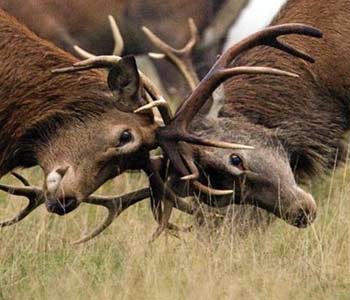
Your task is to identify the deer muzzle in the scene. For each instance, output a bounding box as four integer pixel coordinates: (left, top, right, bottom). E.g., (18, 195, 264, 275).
(282, 188, 317, 228)
(44, 167, 80, 215)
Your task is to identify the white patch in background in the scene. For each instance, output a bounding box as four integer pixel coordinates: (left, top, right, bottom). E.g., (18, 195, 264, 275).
(207, 0, 288, 118)
(224, 0, 288, 49)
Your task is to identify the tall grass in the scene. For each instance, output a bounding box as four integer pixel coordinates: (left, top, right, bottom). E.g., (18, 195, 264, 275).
(0, 164, 349, 300)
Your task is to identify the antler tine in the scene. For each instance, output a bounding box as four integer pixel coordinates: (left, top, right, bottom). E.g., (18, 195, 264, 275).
(73, 188, 150, 245)
(11, 172, 31, 186)
(108, 15, 124, 56)
(73, 15, 124, 60)
(0, 182, 39, 198)
(0, 179, 44, 227)
(73, 45, 95, 59)
(137, 75, 173, 125)
(178, 145, 233, 195)
(143, 18, 199, 90)
(219, 23, 322, 68)
(0, 196, 44, 227)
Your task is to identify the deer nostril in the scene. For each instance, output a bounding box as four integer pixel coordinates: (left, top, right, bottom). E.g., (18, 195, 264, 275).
(56, 166, 69, 177)
(292, 208, 317, 228)
(46, 197, 79, 215)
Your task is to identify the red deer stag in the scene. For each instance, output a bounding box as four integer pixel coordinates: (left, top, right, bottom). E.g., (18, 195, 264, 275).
(0, 8, 321, 243)
(0, 9, 165, 217)
(144, 0, 349, 229)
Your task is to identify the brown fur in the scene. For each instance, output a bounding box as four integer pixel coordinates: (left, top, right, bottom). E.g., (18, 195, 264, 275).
(0, 9, 122, 176)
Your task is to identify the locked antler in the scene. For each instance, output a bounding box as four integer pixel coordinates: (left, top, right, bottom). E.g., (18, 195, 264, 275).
(143, 23, 321, 236)
(140, 21, 320, 237)
(151, 23, 322, 180)
(48, 19, 322, 242)
(51, 16, 233, 239)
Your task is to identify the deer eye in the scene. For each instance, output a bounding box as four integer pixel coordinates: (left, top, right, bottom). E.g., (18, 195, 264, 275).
(117, 130, 133, 147)
(230, 154, 244, 170)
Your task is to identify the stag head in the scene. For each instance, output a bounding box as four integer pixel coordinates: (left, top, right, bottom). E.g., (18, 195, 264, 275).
(178, 117, 317, 228)
(42, 55, 157, 215)
(143, 21, 321, 228)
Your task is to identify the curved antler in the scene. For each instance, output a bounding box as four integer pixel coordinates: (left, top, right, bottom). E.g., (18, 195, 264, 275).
(144, 18, 200, 91)
(76, 157, 195, 244)
(155, 23, 322, 178)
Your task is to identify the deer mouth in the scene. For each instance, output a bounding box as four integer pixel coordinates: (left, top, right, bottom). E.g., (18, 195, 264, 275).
(46, 197, 80, 215)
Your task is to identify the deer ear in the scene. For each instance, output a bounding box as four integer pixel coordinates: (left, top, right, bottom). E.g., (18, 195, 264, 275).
(107, 55, 145, 112)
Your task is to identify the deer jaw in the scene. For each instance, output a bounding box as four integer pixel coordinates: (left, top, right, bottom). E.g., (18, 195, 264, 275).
(37, 108, 157, 215)
(184, 117, 317, 227)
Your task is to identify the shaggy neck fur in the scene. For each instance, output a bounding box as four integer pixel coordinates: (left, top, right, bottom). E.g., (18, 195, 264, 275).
(0, 9, 118, 176)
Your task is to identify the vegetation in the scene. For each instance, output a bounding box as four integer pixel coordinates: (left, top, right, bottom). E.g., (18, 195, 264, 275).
(0, 157, 349, 300)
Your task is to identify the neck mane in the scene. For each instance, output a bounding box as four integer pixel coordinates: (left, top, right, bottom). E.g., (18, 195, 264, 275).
(0, 9, 116, 176)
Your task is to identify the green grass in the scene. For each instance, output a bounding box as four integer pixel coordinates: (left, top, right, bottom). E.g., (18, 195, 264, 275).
(0, 165, 349, 300)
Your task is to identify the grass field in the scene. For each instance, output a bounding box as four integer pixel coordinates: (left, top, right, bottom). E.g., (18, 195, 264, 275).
(0, 162, 349, 300)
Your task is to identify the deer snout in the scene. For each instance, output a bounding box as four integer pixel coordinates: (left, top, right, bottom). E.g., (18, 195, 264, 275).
(44, 166, 80, 215)
(284, 188, 317, 228)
